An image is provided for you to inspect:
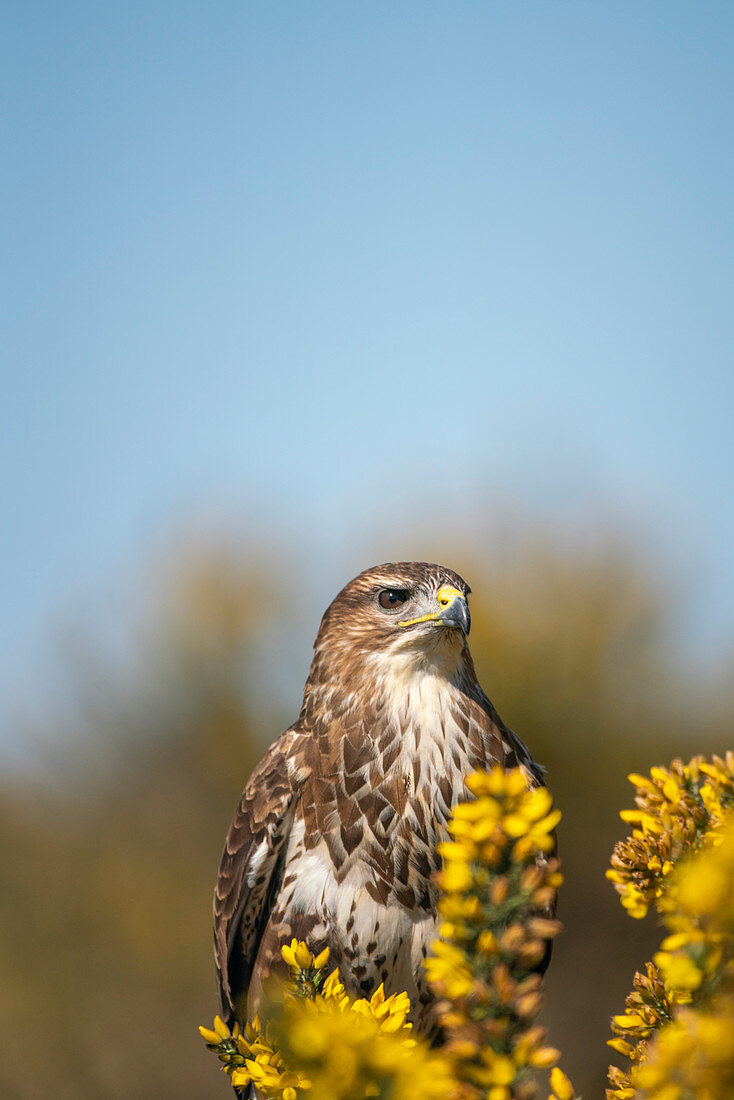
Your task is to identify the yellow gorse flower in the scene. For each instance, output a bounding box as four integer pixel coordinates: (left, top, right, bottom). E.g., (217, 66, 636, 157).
(607, 758, 734, 1100)
(549, 1066, 575, 1100)
(280, 937, 324, 970)
(608, 753, 734, 921)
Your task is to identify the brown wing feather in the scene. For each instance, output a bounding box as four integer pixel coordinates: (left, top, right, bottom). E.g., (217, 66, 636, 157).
(213, 728, 302, 1022)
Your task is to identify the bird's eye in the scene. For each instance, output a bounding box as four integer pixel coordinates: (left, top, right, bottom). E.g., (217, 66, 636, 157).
(378, 589, 410, 610)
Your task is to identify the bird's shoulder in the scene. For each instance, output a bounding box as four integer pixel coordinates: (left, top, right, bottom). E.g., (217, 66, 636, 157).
(465, 685, 545, 787)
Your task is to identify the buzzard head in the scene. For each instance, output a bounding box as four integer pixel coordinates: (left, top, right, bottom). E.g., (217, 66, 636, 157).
(307, 562, 473, 695)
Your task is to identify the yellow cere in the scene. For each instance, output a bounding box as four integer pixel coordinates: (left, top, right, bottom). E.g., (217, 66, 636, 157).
(398, 584, 465, 627)
(436, 584, 464, 608)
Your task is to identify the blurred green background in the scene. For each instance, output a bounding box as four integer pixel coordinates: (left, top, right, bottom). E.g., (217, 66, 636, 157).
(3, 3, 734, 1097)
(2, 527, 732, 1097)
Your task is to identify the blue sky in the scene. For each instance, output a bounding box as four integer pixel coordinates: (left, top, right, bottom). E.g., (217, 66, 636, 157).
(2, 2, 733, 727)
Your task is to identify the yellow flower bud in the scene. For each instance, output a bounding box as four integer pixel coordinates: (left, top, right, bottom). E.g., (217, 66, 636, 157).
(549, 1066, 574, 1100)
(213, 1015, 230, 1039)
(529, 1045, 560, 1068)
(313, 946, 330, 969)
(294, 940, 314, 968)
(440, 862, 473, 892)
(612, 1012, 647, 1030)
(477, 930, 498, 955)
(606, 1038, 632, 1056)
(198, 1025, 221, 1045)
(487, 1055, 515, 1084)
(515, 991, 542, 1018)
(281, 939, 299, 967)
(489, 876, 509, 905)
(653, 951, 703, 991)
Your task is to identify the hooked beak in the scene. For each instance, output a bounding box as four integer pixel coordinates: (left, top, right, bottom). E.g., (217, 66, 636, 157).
(398, 584, 470, 635)
(440, 593, 471, 636)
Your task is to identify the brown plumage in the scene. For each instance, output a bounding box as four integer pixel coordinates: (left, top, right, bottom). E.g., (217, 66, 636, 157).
(213, 562, 545, 1033)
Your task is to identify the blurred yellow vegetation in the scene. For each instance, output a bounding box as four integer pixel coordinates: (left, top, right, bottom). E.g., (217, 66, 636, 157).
(1, 526, 732, 1097)
(200, 940, 450, 1100)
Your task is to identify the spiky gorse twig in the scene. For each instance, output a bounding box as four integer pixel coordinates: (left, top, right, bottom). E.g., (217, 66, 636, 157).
(425, 766, 572, 1100)
(607, 756, 734, 1100)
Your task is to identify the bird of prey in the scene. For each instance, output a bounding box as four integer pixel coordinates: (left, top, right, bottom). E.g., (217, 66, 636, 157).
(213, 561, 545, 1034)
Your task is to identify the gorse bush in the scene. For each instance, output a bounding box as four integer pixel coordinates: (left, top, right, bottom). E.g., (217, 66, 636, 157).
(201, 757, 734, 1099)
(607, 754, 734, 1100)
